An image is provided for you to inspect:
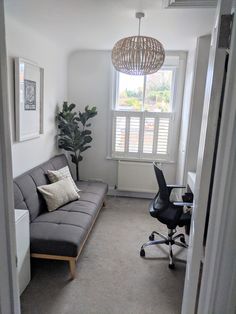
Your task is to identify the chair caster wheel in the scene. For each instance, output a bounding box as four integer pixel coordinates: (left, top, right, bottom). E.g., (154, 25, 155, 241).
(180, 236, 186, 244)
(149, 234, 154, 241)
(169, 263, 175, 269)
(140, 249, 145, 257)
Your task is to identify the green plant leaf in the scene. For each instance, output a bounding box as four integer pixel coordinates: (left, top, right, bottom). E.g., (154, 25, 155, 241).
(70, 154, 77, 164)
(81, 130, 91, 136)
(69, 103, 76, 111)
(79, 112, 86, 126)
(62, 101, 68, 112)
(78, 155, 83, 162)
(80, 145, 91, 152)
(57, 102, 96, 164)
(84, 135, 92, 143)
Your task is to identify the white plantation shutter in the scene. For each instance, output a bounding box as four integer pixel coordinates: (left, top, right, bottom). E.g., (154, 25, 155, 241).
(112, 111, 173, 160)
(143, 118, 155, 153)
(114, 116, 126, 152)
(157, 117, 170, 155)
(128, 117, 140, 153)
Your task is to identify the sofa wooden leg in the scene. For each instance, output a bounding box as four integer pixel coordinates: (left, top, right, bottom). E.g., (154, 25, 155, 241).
(69, 259, 76, 279)
(103, 200, 106, 207)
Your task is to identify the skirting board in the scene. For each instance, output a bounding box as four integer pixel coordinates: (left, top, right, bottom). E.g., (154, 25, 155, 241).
(107, 187, 181, 201)
(107, 186, 155, 199)
(76, 180, 156, 199)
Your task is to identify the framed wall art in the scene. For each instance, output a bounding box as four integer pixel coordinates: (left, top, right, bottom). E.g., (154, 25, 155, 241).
(14, 57, 44, 142)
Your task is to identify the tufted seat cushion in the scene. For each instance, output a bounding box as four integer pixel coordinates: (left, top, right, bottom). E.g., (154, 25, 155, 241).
(14, 155, 108, 258)
(30, 220, 86, 257)
(31, 211, 93, 257)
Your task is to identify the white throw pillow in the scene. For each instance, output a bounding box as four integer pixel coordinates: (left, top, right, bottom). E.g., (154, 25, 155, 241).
(37, 178, 79, 212)
(47, 166, 80, 195)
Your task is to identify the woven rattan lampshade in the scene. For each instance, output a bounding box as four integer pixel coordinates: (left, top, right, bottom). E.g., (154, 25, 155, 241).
(111, 13, 165, 75)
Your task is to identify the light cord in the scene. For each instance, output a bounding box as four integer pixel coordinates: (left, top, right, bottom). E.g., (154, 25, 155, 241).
(138, 17, 141, 36)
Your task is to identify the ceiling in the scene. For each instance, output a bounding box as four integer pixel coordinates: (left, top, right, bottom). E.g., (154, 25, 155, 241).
(5, 0, 216, 53)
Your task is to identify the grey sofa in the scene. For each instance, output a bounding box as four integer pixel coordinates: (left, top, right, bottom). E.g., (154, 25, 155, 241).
(14, 154, 108, 278)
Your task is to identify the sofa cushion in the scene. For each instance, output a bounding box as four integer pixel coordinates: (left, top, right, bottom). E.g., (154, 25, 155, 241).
(76, 180, 108, 196)
(58, 182, 107, 218)
(59, 200, 99, 217)
(14, 154, 69, 221)
(30, 222, 86, 257)
(30, 208, 97, 256)
(50, 155, 68, 171)
(14, 174, 47, 221)
(34, 210, 93, 230)
(77, 181, 107, 209)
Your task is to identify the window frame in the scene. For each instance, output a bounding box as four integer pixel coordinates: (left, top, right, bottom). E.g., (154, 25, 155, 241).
(108, 52, 187, 163)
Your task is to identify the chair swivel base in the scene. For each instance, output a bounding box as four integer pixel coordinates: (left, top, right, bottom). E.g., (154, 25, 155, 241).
(140, 229, 188, 269)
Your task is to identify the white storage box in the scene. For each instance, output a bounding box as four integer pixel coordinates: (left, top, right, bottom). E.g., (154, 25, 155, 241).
(15, 209, 31, 295)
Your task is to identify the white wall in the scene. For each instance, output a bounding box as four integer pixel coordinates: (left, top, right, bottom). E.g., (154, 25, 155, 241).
(68, 51, 117, 187)
(176, 45, 197, 185)
(175, 35, 211, 186)
(187, 35, 211, 172)
(5, 17, 68, 177)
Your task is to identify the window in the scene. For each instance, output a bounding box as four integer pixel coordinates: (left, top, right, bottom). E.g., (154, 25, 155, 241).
(117, 70, 174, 112)
(110, 55, 186, 162)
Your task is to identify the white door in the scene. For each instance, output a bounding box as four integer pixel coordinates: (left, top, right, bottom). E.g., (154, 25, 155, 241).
(0, 0, 21, 313)
(182, 0, 234, 313)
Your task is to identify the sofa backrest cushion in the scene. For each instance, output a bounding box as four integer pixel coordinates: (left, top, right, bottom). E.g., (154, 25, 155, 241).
(14, 154, 69, 222)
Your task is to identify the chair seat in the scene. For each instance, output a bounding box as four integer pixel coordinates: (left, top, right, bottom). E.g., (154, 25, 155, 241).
(149, 200, 190, 230)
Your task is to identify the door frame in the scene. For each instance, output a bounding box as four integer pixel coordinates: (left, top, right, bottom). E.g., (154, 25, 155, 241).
(197, 2, 236, 312)
(0, 0, 20, 313)
(181, 0, 234, 313)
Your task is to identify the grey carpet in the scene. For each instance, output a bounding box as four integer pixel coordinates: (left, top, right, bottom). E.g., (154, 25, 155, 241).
(21, 196, 186, 314)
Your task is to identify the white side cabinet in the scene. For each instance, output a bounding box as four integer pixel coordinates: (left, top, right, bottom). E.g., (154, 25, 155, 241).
(15, 209, 31, 295)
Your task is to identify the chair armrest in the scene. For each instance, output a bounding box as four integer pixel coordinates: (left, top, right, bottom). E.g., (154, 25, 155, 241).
(173, 202, 193, 207)
(167, 185, 186, 190)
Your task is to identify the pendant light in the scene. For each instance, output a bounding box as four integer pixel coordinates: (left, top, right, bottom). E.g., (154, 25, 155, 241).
(111, 12, 165, 76)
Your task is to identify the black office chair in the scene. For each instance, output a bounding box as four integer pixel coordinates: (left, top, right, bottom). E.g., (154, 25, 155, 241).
(140, 162, 192, 269)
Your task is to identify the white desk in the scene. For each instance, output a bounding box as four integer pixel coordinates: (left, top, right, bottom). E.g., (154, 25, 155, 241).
(187, 171, 196, 193)
(15, 209, 31, 295)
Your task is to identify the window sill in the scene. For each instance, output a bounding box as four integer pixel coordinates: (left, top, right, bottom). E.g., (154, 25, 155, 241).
(106, 156, 176, 164)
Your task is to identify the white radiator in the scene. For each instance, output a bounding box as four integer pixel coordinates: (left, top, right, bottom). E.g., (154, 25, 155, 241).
(117, 161, 157, 193)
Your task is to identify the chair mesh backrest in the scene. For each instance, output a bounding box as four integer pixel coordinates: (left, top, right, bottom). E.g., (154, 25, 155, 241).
(153, 162, 169, 201)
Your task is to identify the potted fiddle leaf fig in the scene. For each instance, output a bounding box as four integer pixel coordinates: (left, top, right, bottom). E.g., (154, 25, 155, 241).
(57, 101, 97, 181)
